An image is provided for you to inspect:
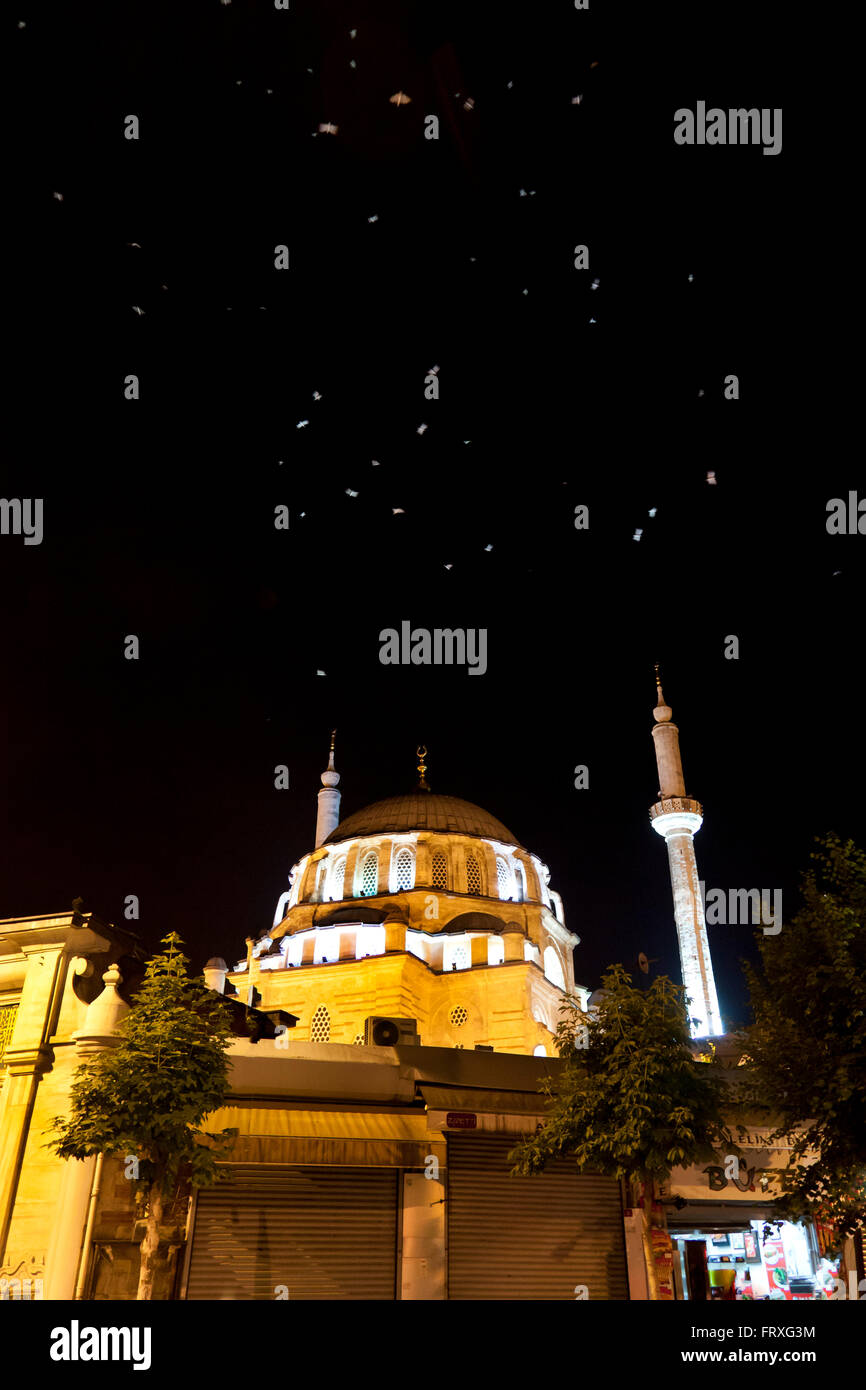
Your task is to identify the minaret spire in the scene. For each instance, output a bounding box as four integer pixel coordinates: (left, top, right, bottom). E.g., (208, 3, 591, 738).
(648, 670, 722, 1038)
(314, 729, 342, 847)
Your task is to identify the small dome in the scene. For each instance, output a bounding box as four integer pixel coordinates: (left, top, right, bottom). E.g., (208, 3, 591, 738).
(323, 793, 521, 846)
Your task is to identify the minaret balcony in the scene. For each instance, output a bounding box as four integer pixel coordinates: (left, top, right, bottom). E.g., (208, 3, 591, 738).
(649, 797, 703, 837)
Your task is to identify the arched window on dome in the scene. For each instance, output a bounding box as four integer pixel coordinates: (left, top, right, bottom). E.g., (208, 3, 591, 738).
(310, 1005, 330, 1042)
(465, 852, 481, 895)
(543, 945, 566, 991)
(394, 847, 415, 891)
(533, 1044, 547, 1057)
(496, 855, 515, 902)
(328, 856, 347, 902)
(431, 850, 448, 889)
(514, 861, 527, 903)
(360, 850, 379, 897)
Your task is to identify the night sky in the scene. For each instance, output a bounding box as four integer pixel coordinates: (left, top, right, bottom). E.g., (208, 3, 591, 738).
(4, 2, 861, 1028)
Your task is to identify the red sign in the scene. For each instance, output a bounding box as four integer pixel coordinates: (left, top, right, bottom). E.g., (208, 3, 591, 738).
(446, 1112, 477, 1129)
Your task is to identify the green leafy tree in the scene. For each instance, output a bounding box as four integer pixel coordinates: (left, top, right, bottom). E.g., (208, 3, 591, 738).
(736, 834, 866, 1244)
(48, 933, 238, 1299)
(509, 965, 735, 1296)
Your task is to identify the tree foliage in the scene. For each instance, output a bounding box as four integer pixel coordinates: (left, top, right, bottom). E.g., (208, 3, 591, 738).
(48, 932, 239, 1297)
(509, 965, 733, 1184)
(736, 834, 866, 1238)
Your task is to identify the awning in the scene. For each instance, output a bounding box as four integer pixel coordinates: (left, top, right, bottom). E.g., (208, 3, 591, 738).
(203, 1105, 429, 1141)
(419, 1084, 552, 1115)
(666, 1201, 779, 1233)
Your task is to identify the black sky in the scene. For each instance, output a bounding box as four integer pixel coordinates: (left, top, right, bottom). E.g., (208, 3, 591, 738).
(4, 2, 861, 1027)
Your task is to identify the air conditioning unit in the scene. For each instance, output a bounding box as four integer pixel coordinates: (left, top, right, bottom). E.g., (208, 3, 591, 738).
(364, 1016, 420, 1047)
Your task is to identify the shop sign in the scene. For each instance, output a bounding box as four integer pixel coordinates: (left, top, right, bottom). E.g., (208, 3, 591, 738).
(446, 1112, 477, 1129)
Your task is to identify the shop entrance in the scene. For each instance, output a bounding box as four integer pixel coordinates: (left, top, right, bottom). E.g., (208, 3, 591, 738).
(670, 1216, 839, 1301)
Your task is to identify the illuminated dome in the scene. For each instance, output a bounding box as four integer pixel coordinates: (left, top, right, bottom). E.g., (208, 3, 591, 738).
(323, 793, 521, 847)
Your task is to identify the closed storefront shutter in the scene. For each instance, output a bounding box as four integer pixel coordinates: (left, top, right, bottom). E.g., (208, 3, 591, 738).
(447, 1134, 628, 1300)
(186, 1165, 398, 1300)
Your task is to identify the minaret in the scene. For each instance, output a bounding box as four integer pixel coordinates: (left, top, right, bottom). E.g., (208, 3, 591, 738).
(314, 730, 341, 848)
(649, 668, 723, 1038)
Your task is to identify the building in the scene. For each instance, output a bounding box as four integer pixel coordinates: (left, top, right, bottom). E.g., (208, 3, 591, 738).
(2, 711, 860, 1300)
(0, 744, 633, 1300)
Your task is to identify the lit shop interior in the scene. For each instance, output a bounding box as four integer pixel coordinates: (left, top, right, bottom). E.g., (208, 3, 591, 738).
(671, 1219, 841, 1300)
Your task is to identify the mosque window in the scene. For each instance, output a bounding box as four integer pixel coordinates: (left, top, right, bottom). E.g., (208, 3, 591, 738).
(360, 851, 379, 897)
(329, 856, 347, 901)
(287, 936, 304, 967)
(487, 936, 505, 965)
(450, 1005, 468, 1027)
(533, 1045, 547, 1057)
(352, 1033, 364, 1045)
(431, 850, 448, 889)
(543, 946, 566, 991)
(465, 852, 481, 895)
(443, 937, 471, 972)
(514, 862, 527, 903)
(496, 856, 514, 900)
(395, 847, 415, 891)
(0, 1003, 19, 1064)
(310, 1005, 330, 1042)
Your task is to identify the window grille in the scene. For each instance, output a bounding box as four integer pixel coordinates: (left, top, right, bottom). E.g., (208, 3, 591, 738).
(310, 1005, 330, 1042)
(330, 856, 346, 900)
(395, 848, 415, 891)
(360, 851, 379, 897)
(450, 1006, 468, 1027)
(431, 851, 448, 888)
(496, 856, 513, 900)
(465, 853, 481, 895)
(0, 1004, 19, 1063)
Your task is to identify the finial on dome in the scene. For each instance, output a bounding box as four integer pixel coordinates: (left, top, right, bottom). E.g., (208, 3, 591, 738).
(416, 744, 430, 791)
(653, 664, 673, 723)
(320, 729, 340, 787)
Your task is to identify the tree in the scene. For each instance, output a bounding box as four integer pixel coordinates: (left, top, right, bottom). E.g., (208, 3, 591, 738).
(508, 965, 735, 1297)
(736, 833, 866, 1244)
(48, 933, 239, 1299)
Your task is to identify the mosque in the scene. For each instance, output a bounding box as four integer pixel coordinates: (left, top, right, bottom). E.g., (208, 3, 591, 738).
(219, 736, 586, 1056)
(5, 678, 840, 1303)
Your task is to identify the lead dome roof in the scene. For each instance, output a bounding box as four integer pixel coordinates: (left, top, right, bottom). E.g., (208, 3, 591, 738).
(322, 793, 521, 848)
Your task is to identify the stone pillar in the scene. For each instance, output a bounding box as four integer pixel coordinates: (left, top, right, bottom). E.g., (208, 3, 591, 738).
(470, 936, 488, 967)
(343, 844, 361, 898)
(503, 930, 525, 963)
(338, 930, 357, 962)
(301, 934, 317, 965)
(43, 962, 129, 1300)
(414, 837, 431, 888)
(0, 943, 67, 1263)
(384, 919, 406, 953)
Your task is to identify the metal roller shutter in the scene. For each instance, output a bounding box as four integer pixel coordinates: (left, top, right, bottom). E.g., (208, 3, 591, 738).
(185, 1165, 398, 1300)
(447, 1134, 629, 1300)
